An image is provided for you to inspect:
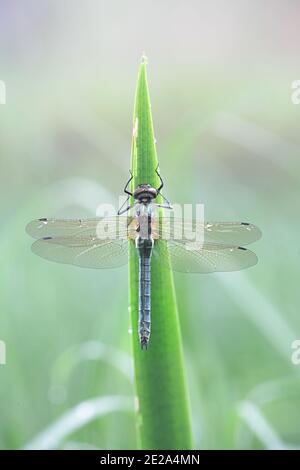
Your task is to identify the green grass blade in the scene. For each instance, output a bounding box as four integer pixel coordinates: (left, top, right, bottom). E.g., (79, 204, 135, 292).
(129, 57, 193, 450)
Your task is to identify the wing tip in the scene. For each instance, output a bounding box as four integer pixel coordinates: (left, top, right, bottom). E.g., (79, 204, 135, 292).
(25, 220, 34, 236)
(26, 218, 49, 237)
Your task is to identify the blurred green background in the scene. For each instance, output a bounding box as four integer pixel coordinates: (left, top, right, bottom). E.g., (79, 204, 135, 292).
(1, 0, 300, 450)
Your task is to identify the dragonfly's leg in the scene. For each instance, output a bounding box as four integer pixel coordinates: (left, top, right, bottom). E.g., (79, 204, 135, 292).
(155, 165, 172, 208)
(157, 193, 173, 209)
(124, 171, 133, 196)
(117, 196, 134, 215)
(155, 164, 164, 192)
(156, 203, 173, 210)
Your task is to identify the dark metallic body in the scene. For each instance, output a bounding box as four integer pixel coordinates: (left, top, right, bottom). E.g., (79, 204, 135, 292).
(118, 168, 171, 349)
(136, 236, 153, 348)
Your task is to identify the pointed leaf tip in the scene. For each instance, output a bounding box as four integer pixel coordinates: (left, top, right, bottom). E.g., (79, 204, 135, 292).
(141, 53, 148, 65)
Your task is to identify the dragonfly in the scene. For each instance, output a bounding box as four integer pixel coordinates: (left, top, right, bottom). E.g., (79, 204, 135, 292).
(26, 167, 261, 349)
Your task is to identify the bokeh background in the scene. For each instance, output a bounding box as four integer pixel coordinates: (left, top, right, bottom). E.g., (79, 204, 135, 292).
(1, 0, 300, 450)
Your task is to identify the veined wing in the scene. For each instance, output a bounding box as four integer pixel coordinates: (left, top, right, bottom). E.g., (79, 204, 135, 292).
(31, 236, 129, 269)
(26, 216, 138, 268)
(26, 216, 137, 240)
(153, 239, 258, 273)
(152, 218, 261, 246)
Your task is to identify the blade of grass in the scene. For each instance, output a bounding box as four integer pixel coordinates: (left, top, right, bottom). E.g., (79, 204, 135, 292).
(24, 396, 133, 450)
(129, 57, 193, 449)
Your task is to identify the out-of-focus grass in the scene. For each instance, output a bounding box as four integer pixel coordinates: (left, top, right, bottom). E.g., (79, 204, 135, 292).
(1, 56, 300, 449)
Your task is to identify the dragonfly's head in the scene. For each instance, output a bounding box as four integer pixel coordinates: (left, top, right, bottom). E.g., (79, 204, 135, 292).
(133, 184, 157, 203)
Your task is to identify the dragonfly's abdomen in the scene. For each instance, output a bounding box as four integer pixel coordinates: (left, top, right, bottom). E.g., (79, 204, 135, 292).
(136, 237, 153, 349)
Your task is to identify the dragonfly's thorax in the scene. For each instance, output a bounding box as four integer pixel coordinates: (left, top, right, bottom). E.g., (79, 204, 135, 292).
(135, 202, 155, 241)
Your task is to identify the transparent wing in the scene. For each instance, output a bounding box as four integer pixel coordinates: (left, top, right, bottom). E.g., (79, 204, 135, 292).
(31, 236, 129, 269)
(26, 216, 137, 240)
(153, 239, 258, 273)
(152, 218, 261, 246)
